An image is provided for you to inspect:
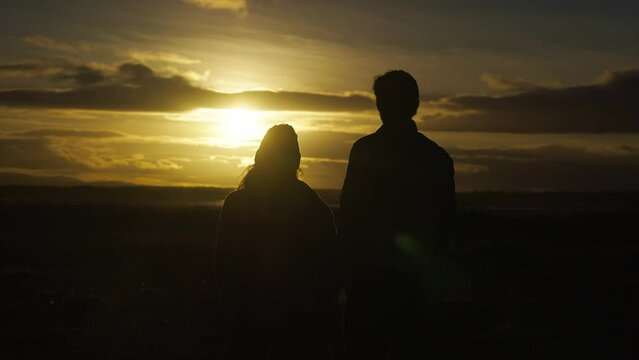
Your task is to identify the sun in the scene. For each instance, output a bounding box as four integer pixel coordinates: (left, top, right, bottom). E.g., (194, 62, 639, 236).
(219, 108, 265, 144)
(178, 107, 268, 146)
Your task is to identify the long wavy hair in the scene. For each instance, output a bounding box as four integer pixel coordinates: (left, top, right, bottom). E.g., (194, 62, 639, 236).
(238, 124, 302, 190)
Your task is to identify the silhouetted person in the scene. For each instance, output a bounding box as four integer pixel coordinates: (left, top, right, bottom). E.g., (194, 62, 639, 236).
(215, 124, 337, 359)
(339, 70, 456, 358)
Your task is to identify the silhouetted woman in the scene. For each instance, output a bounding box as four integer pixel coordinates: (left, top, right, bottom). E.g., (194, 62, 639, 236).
(215, 124, 337, 359)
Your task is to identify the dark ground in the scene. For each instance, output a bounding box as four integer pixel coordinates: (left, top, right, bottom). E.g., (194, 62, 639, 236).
(1, 188, 639, 359)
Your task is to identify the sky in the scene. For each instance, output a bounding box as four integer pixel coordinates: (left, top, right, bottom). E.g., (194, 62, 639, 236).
(1, 0, 638, 190)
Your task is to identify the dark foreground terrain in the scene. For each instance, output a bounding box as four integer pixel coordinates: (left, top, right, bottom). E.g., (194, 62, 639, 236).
(1, 188, 639, 359)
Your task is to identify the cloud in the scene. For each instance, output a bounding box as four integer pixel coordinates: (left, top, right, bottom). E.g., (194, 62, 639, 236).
(22, 35, 92, 53)
(226, 90, 373, 112)
(0, 62, 63, 78)
(182, 0, 247, 14)
(0, 62, 217, 112)
(14, 129, 124, 138)
(297, 130, 639, 191)
(480, 73, 560, 92)
(297, 130, 360, 160)
(300, 157, 349, 190)
(0, 133, 198, 175)
(0, 63, 41, 76)
(128, 50, 201, 65)
(0, 62, 110, 87)
(60, 148, 183, 171)
(0, 136, 185, 173)
(52, 65, 107, 87)
(424, 68, 639, 133)
(449, 145, 639, 191)
(2, 126, 638, 191)
(0, 62, 374, 113)
(0, 138, 74, 169)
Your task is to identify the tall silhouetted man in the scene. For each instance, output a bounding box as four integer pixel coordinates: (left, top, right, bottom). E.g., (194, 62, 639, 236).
(339, 70, 456, 358)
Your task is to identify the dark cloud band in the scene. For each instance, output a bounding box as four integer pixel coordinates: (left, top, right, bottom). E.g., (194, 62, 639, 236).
(424, 69, 639, 133)
(0, 62, 374, 113)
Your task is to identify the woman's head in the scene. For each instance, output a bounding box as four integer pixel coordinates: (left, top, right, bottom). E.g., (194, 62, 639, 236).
(239, 124, 301, 189)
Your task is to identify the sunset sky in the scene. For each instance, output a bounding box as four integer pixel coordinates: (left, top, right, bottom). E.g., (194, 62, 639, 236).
(1, 0, 638, 190)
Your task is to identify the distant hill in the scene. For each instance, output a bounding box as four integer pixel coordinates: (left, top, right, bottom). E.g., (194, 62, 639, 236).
(0, 185, 234, 206)
(0, 172, 132, 187)
(0, 172, 637, 211)
(0, 172, 87, 186)
(0, 172, 341, 206)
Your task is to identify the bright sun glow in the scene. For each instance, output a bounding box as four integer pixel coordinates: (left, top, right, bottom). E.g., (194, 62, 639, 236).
(175, 108, 303, 147)
(220, 109, 264, 143)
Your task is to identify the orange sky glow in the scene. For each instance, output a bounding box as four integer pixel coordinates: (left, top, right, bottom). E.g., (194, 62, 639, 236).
(1, 0, 638, 190)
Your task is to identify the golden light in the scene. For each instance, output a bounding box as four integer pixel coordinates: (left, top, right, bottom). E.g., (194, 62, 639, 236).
(216, 108, 267, 146)
(173, 108, 271, 146)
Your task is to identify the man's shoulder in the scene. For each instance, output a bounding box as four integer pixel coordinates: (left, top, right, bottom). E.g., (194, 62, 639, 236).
(352, 132, 380, 148)
(417, 133, 452, 161)
(350, 132, 383, 157)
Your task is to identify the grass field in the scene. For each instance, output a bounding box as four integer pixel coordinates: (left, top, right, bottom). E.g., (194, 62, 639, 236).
(2, 188, 638, 358)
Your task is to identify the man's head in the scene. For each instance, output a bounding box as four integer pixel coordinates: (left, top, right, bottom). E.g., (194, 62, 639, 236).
(373, 70, 419, 124)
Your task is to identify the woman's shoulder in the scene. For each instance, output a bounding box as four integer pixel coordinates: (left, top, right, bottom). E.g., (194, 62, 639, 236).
(295, 180, 332, 210)
(219, 189, 259, 223)
(221, 189, 250, 208)
(294, 181, 336, 231)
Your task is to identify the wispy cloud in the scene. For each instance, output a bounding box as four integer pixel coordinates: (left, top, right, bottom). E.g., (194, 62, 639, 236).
(480, 73, 561, 93)
(182, 0, 248, 15)
(0, 63, 40, 74)
(14, 129, 124, 139)
(128, 50, 201, 65)
(22, 35, 92, 53)
(0, 62, 63, 78)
